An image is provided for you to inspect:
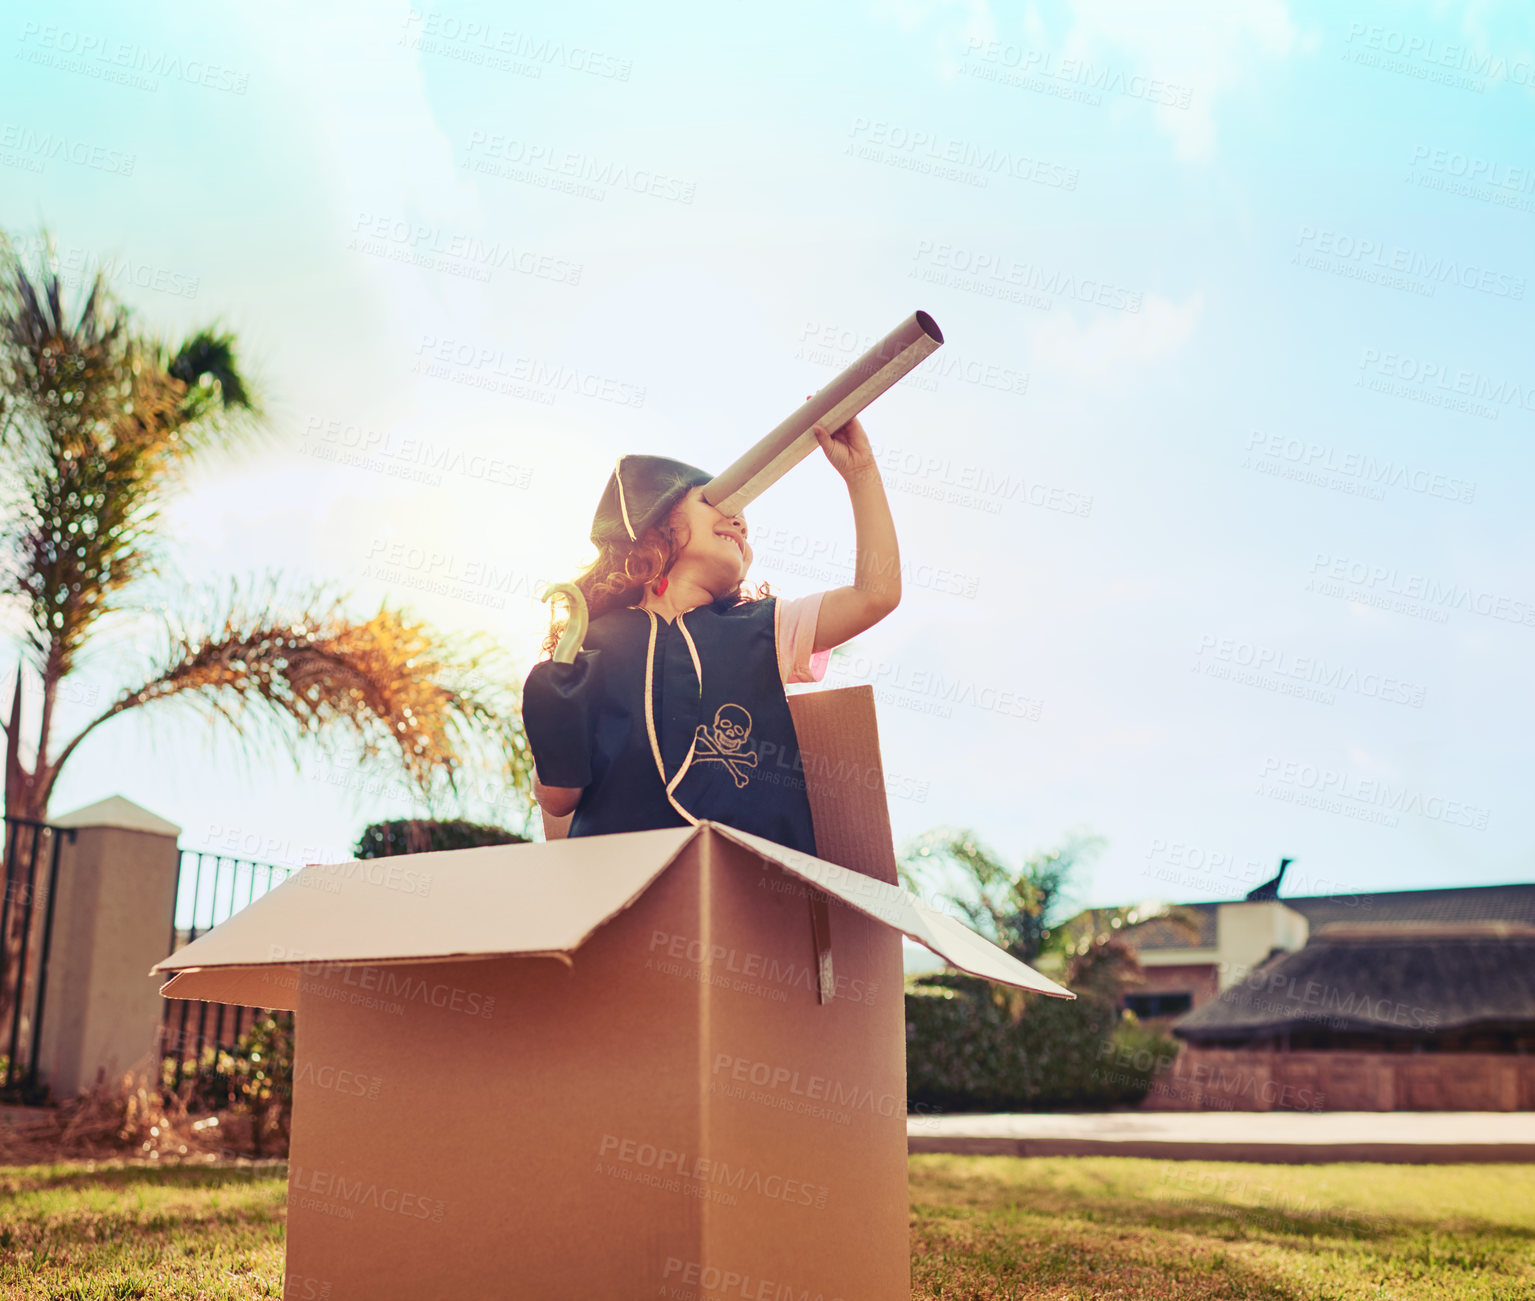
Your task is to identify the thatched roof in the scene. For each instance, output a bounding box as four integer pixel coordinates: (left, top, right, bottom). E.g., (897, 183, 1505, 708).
(1123, 883, 1535, 954)
(1172, 922, 1535, 1042)
(1290, 884, 1535, 930)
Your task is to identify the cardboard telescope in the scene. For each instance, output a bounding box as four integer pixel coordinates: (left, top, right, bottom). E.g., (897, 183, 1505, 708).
(702, 309, 943, 517)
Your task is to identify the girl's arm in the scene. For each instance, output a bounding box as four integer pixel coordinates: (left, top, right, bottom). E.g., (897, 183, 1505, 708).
(807, 409, 901, 651)
(533, 765, 582, 818)
(534, 770, 579, 840)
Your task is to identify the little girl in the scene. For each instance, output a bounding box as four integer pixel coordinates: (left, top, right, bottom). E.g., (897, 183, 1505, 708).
(522, 407, 900, 854)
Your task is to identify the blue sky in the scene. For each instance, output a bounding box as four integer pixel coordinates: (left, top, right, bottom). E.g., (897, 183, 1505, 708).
(2, 0, 1532, 927)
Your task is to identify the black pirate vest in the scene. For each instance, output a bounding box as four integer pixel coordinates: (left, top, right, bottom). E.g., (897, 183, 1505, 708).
(566, 597, 818, 855)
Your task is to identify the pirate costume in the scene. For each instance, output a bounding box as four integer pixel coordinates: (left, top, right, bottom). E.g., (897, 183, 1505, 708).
(522, 455, 820, 855)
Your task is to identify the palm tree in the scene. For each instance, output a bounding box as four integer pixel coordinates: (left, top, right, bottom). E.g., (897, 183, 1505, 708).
(899, 827, 1203, 1005)
(0, 230, 533, 1022)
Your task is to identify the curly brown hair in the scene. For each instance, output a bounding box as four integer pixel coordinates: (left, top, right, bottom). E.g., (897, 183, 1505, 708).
(539, 512, 773, 660)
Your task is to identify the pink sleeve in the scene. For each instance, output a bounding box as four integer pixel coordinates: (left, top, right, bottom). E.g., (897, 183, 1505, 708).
(776, 593, 833, 685)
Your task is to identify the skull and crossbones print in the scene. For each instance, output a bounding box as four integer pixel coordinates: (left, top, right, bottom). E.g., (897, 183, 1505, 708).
(692, 702, 758, 788)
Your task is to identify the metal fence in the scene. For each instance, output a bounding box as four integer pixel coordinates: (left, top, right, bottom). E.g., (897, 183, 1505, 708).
(0, 815, 75, 1100)
(159, 847, 298, 1093)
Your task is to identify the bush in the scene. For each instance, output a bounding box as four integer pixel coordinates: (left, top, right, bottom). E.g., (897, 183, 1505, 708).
(170, 1011, 294, 1157)
(906, 971, 1179, 1111)
(355, 817, 527, 858)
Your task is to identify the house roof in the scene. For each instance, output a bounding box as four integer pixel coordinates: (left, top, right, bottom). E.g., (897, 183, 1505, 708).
(153, 820, 1074, 1007)
(1172, 923, 1535, 1041)
(1121, 883, 1535, 953)
(1124, 905, 1219, 950)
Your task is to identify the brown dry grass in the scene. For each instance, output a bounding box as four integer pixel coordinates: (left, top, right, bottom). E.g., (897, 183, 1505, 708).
(0, 1071, 226, 1166)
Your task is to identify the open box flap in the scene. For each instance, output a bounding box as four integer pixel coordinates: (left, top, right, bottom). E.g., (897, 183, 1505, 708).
(152, 821, 1072, 1002)
(709, 823, 1075, 999)
(152, 825, 699, 982)
(159, 963, 300, 1009)
(155, 951, 562, 1009)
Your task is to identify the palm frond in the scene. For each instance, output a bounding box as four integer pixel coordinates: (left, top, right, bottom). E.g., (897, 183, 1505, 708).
(167, 327, 254, 414)
(47, 573, 534, 818)
(899, 826, 1107, 963)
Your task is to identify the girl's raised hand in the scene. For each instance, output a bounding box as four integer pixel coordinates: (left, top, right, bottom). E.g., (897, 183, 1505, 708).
(806, 393, 876, 481)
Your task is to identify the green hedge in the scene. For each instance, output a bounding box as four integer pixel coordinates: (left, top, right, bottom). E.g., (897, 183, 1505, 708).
(906, 972, 1179, 1111)
(354, 817, 527, 858)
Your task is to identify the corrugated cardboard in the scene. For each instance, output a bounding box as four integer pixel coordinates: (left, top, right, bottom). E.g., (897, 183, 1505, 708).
(786, 683, 898, 886)
(154, 686, 1071, 1300)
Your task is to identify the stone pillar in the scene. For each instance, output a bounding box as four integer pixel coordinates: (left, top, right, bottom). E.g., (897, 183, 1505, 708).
(32, 796, 181, 1102)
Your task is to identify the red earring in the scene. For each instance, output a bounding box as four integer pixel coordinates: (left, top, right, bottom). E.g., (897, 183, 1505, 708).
(653, 576, 669, 596)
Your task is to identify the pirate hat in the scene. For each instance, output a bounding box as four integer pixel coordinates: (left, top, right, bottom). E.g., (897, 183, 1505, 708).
(590, 453, 714, 547)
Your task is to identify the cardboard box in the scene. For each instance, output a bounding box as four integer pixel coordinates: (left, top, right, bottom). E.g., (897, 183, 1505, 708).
(154, 686, 1072, 1300)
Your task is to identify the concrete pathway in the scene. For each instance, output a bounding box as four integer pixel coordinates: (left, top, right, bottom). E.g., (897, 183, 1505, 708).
(907, 1110, 1535, 1163)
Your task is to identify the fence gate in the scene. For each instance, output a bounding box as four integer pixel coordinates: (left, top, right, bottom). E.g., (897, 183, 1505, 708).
(0, 815, 74, 1101)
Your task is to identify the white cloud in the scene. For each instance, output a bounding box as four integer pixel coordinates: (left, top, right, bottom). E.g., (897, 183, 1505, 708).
(1023, 290, 1203, 379)
(1053, 0, 1311, 162)
(1442, 0, 1535, 94)
(234, 0, 479, 223)
(870, 0, 1000, 78)
(872, 0, 1314, 159)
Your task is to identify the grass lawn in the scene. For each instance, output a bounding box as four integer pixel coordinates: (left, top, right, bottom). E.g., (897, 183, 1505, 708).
(0, 1156, 1531, 1298)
